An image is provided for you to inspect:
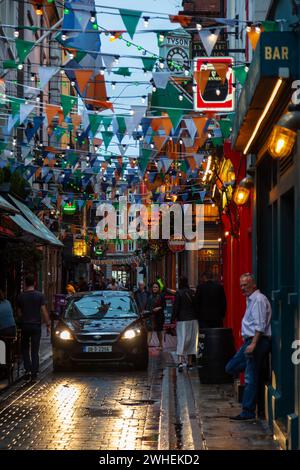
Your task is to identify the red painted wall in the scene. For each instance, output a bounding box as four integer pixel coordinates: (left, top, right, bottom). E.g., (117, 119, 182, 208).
(222, 143, 253, 348)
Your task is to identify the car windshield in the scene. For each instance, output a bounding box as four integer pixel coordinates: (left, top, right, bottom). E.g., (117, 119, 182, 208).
(65, 294, 138, 320)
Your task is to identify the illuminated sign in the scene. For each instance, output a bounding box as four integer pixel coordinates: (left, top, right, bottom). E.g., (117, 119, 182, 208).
(194, 57, 234, 112)
(63, 202, 76, 214)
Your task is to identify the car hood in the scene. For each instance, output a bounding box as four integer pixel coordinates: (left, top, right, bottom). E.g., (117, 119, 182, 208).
(63, 317, 139, 334)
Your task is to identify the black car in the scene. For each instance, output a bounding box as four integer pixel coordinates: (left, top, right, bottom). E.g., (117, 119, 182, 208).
(52, 291, 149, 371)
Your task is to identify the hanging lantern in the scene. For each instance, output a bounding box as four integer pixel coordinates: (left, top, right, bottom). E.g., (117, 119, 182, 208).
(233, 176, 254, 206)
(35, 4, 43, 15)
(268, 125, 296, 158)
(73, 239, 88, 257)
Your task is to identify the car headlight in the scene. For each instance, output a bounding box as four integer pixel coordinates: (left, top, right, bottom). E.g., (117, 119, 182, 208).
(55, 329, 73, 340)
(122, 328, 141, 340)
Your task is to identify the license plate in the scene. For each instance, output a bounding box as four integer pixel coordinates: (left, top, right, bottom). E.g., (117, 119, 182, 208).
(83, 345, 112, 353)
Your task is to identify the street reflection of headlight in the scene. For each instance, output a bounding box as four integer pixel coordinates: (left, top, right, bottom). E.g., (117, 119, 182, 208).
(122, 328, 141, 340)
(56, 330, 73, 340)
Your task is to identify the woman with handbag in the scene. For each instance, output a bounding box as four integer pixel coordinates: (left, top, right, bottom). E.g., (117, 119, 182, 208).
(172, 277, 198, 371)
(145, 282, 165, 349)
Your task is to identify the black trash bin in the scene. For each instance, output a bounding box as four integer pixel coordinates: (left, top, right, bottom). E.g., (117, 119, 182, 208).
(197, 328, 236, 384)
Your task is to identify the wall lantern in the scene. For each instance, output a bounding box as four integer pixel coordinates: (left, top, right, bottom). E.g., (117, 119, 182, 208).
(73, 239, 88, 257)
(233, 176, 254, 206)
(268, 104, 300, 158)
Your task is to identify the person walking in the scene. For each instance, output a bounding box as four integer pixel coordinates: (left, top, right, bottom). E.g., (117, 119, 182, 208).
(134, 281, 149, 314)
(145, 282, 165, 349)
(194, 272, 227, 328)
(17, 274, 50, 382)
(172, 277, 198, 371)
(0, 290, 16, 338)
(225, 273, 272, 420)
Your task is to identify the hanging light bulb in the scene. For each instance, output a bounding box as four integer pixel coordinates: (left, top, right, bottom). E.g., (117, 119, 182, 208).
(61, 32, 67, 41)
(35, 4, 43, 15)
(192, 84, 197, 93)
(255, 25, 261, 33)
(69, 53, 74, 60)
(216, 88, 221, 96)
(196, 23, 202, 31)
(184, 67, 189, 76)
(203, 62, 208, 71)
(178, 93, 184, 101)
(114, 55, 119, 65)
(244, 65, 249, 72)
(60, 69, 65, 75)
(14, 29, 19, 38)
(150, 143, 154, 149)
(12, 138, 16, 146)
(152, 85, 157, 92)
(100, 67, 106, 75)
(179, 139, 183, 145)
(159, 60, 165, 69)
(90, 11, 96, 23)
(111, 82, 116, 90)
(141, 95, 146, 103)
(71, 81, 75, 87)
(143, 16, 150, 28)
(208, 133, 212, 138)
(36, 96, 40, 102)
(159, 33, 165, 42)
(30, 73, 35, 82)
(17, 64, 23, 70)
(130, 109, 135, 116)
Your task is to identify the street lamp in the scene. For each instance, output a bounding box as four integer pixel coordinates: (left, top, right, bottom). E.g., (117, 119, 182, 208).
(233, 176, 254, 206)
(268, 104, 300, 158)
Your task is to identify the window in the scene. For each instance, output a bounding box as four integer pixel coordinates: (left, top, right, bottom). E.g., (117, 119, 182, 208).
(116, 240, 124, 252)
(128, 240, 136, 252)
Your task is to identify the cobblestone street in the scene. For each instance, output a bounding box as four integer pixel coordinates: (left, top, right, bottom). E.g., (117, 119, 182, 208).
(0, 349, 164, 451)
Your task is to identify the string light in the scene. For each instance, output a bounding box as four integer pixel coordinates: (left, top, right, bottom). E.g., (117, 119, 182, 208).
(141, 95, 146, 103)
(159, 60, 165, 69)
(196, 23, 202, 31)
(71, 80, 75, 87)
(152, 84, 157, 92)
(111, 82, 116, 90)
(114, 55, 120, 65)
(35, 5, 43, 16)
(14, 29, 19, 38)
(90, 12, 96, 23)
(159, 33, 165, 42)
(61, 32, 67, 41)
(100, 67, 106, 75)
(143, 16, 149, 28)
(255, 25, 261, 33)
(17, 64, 23, 70)
(30, 73, 35, 82)
(178, 93, 184, 101)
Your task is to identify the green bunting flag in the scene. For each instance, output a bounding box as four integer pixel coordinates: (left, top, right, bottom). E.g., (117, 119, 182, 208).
(10, 97, 24, 117)
(102, 131, 114, 149)
(113, 67, 132, 77)
(262, 21, 280, 32)
(0, 141, 8, 153)
(211, 137, 224, 147)
(139, 149, 151, 174)
(233, 65, 248, 86)
(61, 95, 77, 117)
(119, 9, 142, 39)
(15, 38, 35, 63)
(102, 116, 113, 131)
(3, 60, 18, 69)
(89, 114, 102, 136)
(167, 108, 185, 130)
(142, 57, 157, 72)
(219, 119, 232, 139)
(117, 116, 127, 136)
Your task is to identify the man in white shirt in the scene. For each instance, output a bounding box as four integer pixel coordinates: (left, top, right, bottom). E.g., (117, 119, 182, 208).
(225, 273, 272, 420)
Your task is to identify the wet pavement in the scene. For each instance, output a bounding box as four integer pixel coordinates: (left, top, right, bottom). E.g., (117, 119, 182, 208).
(0, 348, 164, 450)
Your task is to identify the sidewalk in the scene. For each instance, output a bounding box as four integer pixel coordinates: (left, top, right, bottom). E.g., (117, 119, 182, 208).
(158, 337, 280, 451)
(0, 325, 52, 393)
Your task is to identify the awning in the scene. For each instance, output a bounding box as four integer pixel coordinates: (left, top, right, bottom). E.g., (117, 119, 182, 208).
(9, 213, 50, 243)
(232, 32, 298, 154)
(8, 195, 63, 247)
(0, 195, 20, 215)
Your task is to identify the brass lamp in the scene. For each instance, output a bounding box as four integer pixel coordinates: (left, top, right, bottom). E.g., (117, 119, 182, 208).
(268, 105, 300, 158)
(233, 176, 254, 206)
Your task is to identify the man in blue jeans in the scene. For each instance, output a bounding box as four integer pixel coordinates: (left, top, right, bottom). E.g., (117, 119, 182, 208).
(225, 273, 272, 420)
(17, 274, 50, 383)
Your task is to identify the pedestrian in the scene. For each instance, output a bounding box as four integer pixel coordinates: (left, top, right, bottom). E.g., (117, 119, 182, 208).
(225, 273, 272, 420)
(145, 282, 165, 349)
(17, 274, 50, 382)
(107, 278, 118, 290)
(134, 281, 149, 314)
(0, 290, 16, 338)
(77, 277, 88, 292)
(194, 272, 227, 328)
(172, 277, 198, 371)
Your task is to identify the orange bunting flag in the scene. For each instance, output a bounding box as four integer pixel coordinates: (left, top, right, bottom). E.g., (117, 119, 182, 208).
(213, 63, 228, 84)
(247, 30, 261, 50)
(46, 104, 60, 126)
(71, 114, 81, 131)
(57, 109, 64, 125)
(193, 117, 207, 137)
(151, 118, 163, 132)
(161, 118, 173, 136)
(153, 135, 167, 152)
(74, 69, 94, 94)
(85, 73, 107, 104)
(187, 156, 196, 171)
(194, 70, 210, 94)
(169, 15, 192, 27)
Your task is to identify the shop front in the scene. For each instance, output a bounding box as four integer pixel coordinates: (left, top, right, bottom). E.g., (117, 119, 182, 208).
(233, 29, 300, 449)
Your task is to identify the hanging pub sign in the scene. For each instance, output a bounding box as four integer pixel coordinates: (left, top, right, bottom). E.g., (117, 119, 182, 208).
(194, 57, 234, 112)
